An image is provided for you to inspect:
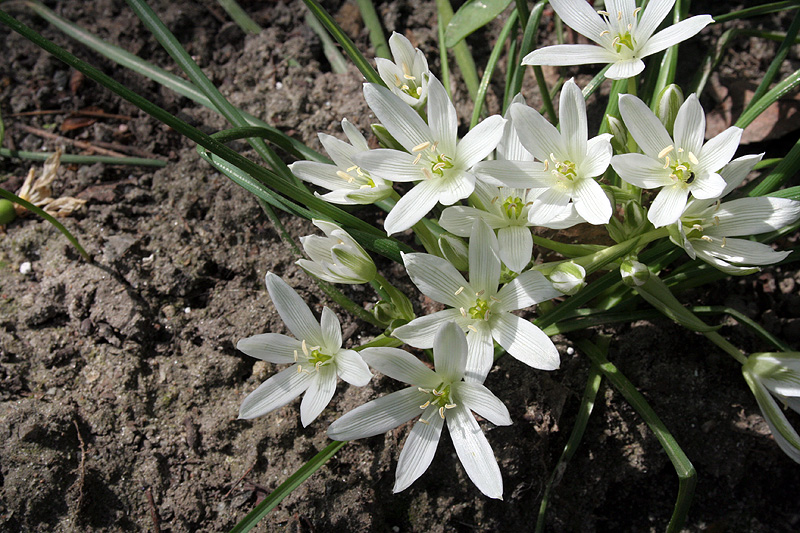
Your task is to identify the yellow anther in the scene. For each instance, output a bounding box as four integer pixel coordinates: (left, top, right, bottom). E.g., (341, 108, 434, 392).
(688, 152, 699, 165)
(420, 401, 431, 409)
(612, 36, 621, 46)
(675, 164, 688, 172)
(293, 350, 299, 362)
(418, 387, 431, 393)
(597, 10, 610, 16)
(490, 295, 501, 303)
(692, 224, 704, 231)
(412, 153, 423, 165)
(491, 196, 499, 204)
(701, 235, 713, 242)
(445, 404, 456, 410)
(422, 168, 434, 180)
(454, 286, 465, 295)
(543, 160, 550, 171)
(467, 325, 478, 333)
(460, 307, 468, 318)
(401, 84, 409, 91)
(663, 156, 670, 169)
(476, 290, 485, 297)
(627, 23, 632, 31)
(297, 364, 303, 373)
(432, 389, 444, 397)
(714, 216, 720, 226)
(355, 167, 365, 176)
(714, 199, 721, 211)
(677, 147, 684, 153)
(438, 406, 446, 419)
(633, 7, 642, 16)
(301, 339, 309, 355)
(393, 75, 403, 88)
(721, 237, 727, 248)
(431, 141, 440, 151)
(336, 170, 355, 183)
(658, 145, 674, 159)
(403, 74, 416, 81)
(416, 87, 423, 96)
(419, 418, 430, 425)
(347, 165, 358, 172)
(412, 141, 431, 152)
(432, 162, 446, 172)
(617, 10, 622, 20)
(599, 30, 610, 37)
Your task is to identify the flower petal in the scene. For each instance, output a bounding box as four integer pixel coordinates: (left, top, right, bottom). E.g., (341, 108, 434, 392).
(320, 307, 342, 352)
(393, 308, 472, 349)
(638, 15, 714, 57)
(300, 364, 338, 426)
(336, 349, 373, 387)
(498, 225, 533, 274)
(618, 94, 674, 159)
(394, 405, 444, 493)
(438, 171, 476, 206)
(694, 237, 790, 267)
(559, 80, 588, 160)
(611, 153, 673, 189)
(457, 115, 507, 169)
(327, 387, 427, 441)
(698, 126, 743, 175)
(673, 94, 705, 156)
(403, 253, 472, 308)
(266, 272, 324, 346)
(547, 0, 609, 44)
(605, 58, 645, 80)
(291, 161, 353, 191)
(384, 179, 442, 235)
(447, 404, 504, 499)
(496, 269, 561, 310)
(510, 102, 563, 162)
(361, 346, 440, 388)
(719, 153, 763, 196)
(582, 134, 613, 178)
(649, 184, 689, 227)
(466, 322, 494, 384)
(469, 220, 501, 296)
(454, 382, 512, 426)
(636, 0, 676, 41)
(427, 75, 458, 154)
(354, 149, 422, 183)
(474, 159, 548, 189)
(238, 365, 312, 420)
(527, 187, 572, 225)
(523, 44, 618, 67)
(573, 178, 612, 224)
(237, 333, 300, 364)
(491, 313, 560, 370)
(363, 83, 431, 151)
(689, 172, 727, 200)
(712, 197, 800, 236)
(434, 320, 468, 383)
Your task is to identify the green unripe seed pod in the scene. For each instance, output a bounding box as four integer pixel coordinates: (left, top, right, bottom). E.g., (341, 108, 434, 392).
(0, 199, 16, 225)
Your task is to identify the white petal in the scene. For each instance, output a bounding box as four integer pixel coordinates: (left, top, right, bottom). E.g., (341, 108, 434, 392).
(498, 225, 533, 273)
(327, 387, 427, 441)
(318, 133, 360, 169)
(393, 309, 472, 349)
(573, 178, 612, 224)
(496, 269, 560, 310)
(636, 0, 676, 41)
(694, 238, 790, 266)
(440, 206, 496, 236)
(427, 75, 458, 154)
(320, 307, 342, 352)
(341, 118, 370, 152)
(384, 179, 441, 235)
(238, 365, 312, 419)
(649, 184, 689, 227)
(469, 220, 501, 296)
(611, 153, 672, 189)
(549, 0, 609, 43)
(473, 159, 548, 189)
(698, 127, 743, 175)
(388, 32, 418, 77)
(300, 365, 338, 426)
(438, 171, 476, 206)
(523, 44, 618, 67)
(433, 320, 468, 383)
(343, 185, 394, 204)
(237, 333, 300, 364)
(465, 322, 494, 384)
(638, 15, 715, 57)
(354, 149, 422, 183)
(719, 153, 763, 196)
(335, 349, 373, 387)
(403, 252, 472, 308)
(528, 188, 572, 225)
(748, 379, 800, 463)
(265, 273, 324, 346)
(361, 346, 440, 388)
(510, 103, 563, 162)
(559, 80, 588, 160)
(689, 172, 727, 200)
(673, 94, 705, 156)
(454, 382, 512, 426)
(713, 197, 800, 236)
(582, 134, 613, 178)
(291, 161, 354, 191)
(457, 115, 507, 168)
(605, 59, 646, 80)
(618, 94, 674, 159)
(394, 405, 444, 492)
(447, 405, 504, 499)
(491, 313, 560, 370)
(363, 83, 431, 151)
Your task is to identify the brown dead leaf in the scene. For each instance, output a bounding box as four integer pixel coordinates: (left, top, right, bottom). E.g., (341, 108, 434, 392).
(60, 116, 97, 132)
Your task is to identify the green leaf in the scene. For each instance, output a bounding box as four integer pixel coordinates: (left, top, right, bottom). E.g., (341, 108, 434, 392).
(444, 0, 513, 48)
(635, 276, 719, 332)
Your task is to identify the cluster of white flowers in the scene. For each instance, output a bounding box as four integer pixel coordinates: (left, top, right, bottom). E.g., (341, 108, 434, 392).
(237, 8, 800, 499)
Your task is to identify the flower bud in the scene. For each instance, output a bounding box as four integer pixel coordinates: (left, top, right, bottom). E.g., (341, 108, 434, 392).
(297, 220, 376, 284)
(548, 261, 586, 295)
(607, 115, 628, 154)
(655, 84, 684, 137)
(620, 258, 650, 287)
(438, 233, 469, 271)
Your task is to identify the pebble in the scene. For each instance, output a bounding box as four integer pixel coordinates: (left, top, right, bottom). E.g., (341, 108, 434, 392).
(19, 262, 32, 275)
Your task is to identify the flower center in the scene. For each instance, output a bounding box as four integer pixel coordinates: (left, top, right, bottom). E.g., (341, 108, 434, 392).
(295, 340, 334, 373)
(412, 141, 455, 179)
(659, 145, 699, 186)
(336, 164, 376, 189)
(597, 7, 642, 56)
(418, 383, 457, 420)
(545, 153, 578, 189)
(502, 196, 525, 219)
(393, 63, 424, 98)
(468, 298, 491, 320)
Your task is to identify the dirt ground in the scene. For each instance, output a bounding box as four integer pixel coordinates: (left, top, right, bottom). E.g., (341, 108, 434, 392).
(1, 1, 799, 531)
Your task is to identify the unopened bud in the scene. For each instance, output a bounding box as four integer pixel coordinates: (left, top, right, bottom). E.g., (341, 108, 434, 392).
(655, 84, 684, 137)
(548, 261, 586, 295)
(607, 115, 628, 154)
(620, 258, 650, 287)
(438, 233, 469, 271)
(297, 220, 376, 284)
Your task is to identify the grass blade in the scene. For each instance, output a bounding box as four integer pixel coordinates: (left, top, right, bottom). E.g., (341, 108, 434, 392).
(0, 148, 165, 167)
(470, 9, 518, 128)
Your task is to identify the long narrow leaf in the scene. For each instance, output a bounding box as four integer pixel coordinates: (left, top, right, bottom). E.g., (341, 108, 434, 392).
(0, 148, 165, 167)
(505, 1, 546, 110)
(470, 9, 518, 128)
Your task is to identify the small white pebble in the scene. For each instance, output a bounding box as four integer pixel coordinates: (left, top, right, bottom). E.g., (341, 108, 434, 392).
(275, 81, 283, 90)
(566, 346, 575, 355)
(19, 262, 32, 275)
(184, 307, 191, 314)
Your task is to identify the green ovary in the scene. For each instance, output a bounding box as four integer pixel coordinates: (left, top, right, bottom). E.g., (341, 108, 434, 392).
(469, 298, 490, 320)
(309, 349, 333, 368)
(614, 32, 635, 53)
(503, 196, 525, 219)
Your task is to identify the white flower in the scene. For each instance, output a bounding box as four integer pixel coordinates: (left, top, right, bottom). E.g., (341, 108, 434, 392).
(522, 0, 713, 80)
(297, 219, 377, 284)
(475, 79, 613, 225)
(328, 321, 512, 498)
(289, 119, 392, 205)
(611, 93, 743, 228)
(668, 155, 800, 275)
(393, 220, 560, 383)
(376, 32, 430, 109)
(237, 273, 372, 426)
(742, 352, 800, 463)
(354, 74, 506, 235)
(439, 180, 536, 273)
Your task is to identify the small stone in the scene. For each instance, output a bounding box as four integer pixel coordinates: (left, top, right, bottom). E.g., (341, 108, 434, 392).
(19, 262, 32, 275)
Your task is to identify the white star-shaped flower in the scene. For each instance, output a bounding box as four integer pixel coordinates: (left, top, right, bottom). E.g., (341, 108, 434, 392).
(376, 32, 431, 109)
(237, 273, 372, 426)
(297, 219, 377, 284)
(522, 0, 713, 80)
(354, 74, 506, 235)
(289, 119, 392, 205)
(328, 321, 512, 498)
(611, 93, 743, 227)
(393, 220, 560, 383)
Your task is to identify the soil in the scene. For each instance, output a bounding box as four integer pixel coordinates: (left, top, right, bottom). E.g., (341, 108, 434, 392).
(1, 1, 799, 532)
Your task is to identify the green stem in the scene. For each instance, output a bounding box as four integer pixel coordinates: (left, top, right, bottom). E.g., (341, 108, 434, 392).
(355, 0, 390, 59)
(305, 11, 349, 73)
(702, 330, 747, 365)
(470, 9, 518, 129)
(216, 0, 261, 34)
(574, 338, 696, 533)
(533, 65, 557, 123)
(0, 147, 165, 167)
(437, 11, 452, 96)
(713, 1, 800, 24)
(0, 188, 91, 262)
